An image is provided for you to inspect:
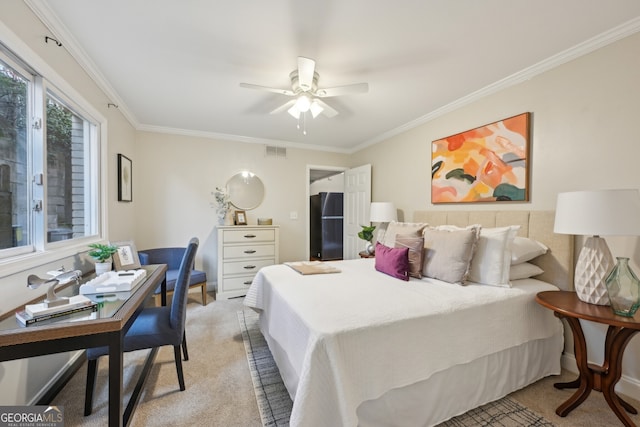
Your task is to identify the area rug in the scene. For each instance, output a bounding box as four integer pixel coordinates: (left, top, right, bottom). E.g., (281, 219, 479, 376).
(238, 310, 555, 427)
(239, 310, 293, 427)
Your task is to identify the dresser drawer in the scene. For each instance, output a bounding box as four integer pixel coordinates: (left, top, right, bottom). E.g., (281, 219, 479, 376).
(223, 258, 275, 275)
(217, 225, 279, 300)
(223, 276, 256, 292)
(224, 244, 275, 259)
(223, 228, 275, 243)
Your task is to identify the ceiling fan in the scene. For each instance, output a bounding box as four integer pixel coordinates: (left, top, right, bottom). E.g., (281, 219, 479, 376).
(240, 57, 368, 121)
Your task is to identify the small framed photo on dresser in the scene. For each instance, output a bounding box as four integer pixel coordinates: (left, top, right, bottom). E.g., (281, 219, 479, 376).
(234, 210, 247, 225)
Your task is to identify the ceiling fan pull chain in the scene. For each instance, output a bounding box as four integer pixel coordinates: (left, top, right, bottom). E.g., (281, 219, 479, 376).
(303, 112, 307, 135)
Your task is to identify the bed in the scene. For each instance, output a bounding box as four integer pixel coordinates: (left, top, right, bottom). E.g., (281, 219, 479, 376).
(244, 210, 573, 427)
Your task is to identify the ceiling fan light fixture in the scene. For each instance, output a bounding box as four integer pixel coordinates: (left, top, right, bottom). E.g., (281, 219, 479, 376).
(240, 56, 369, 123)
(309, 100, 323, 118)
(294, 93, 312, 112)
(287, 105, 301, 119)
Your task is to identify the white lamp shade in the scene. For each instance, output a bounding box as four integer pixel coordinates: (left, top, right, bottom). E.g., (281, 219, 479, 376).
(554, 189, 640, 236)
(555, 189, 640, 305)
(370, 202, 397, 223)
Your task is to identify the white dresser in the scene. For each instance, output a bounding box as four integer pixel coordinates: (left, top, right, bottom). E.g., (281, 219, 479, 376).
(216, 225, 279, 299)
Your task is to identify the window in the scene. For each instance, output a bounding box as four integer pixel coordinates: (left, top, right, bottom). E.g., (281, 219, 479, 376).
(45, 92, 97, 243)
(0, 56, 30, 255)
(0, 46, 101, 261)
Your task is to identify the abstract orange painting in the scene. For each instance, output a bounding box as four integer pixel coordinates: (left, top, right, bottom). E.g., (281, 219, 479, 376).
(431, 112, 530, 203)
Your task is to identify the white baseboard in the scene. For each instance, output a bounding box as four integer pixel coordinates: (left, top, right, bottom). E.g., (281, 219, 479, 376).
(28, 351, 84, 405)
(561, 352, 640, 401)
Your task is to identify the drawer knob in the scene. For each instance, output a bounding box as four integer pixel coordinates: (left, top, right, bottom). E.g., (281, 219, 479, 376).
(244, 249, 256, 254)
(244, 234, 257, 238)
(244, 265, 256, 270)
(243, 281, 252, 285)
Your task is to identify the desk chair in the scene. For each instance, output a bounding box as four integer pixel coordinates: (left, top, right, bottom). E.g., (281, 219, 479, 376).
(138, 247, 208, 306)
(84, 238, 199, 416)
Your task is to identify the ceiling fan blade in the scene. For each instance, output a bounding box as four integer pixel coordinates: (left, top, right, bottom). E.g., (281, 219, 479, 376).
(315, 99, 339, 118)
(239, 82, 295, 96)
(270, 99, 296, 115)
(297, 57, 316, 92)
(316, 82, 368, 98)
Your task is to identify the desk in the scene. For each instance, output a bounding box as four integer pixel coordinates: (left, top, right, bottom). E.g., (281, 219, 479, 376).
(536, 290, 640, 427)
(0, 264, 167, 427)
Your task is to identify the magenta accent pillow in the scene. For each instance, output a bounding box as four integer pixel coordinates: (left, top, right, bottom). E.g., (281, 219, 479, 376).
(375, 242, 410, 281)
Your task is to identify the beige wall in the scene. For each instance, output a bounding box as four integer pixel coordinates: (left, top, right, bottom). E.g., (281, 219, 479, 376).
(353, 31, 640, 216)
(0, 2, 138, 404)
(134, 131, 350, 286)
(352, 31, 640, 396)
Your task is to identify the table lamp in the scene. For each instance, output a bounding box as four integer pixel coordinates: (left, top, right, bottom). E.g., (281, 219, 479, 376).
(554, 189, 640, 305)
(370, 202, 397, 245)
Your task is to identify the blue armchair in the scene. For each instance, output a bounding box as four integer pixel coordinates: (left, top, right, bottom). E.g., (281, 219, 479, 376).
(139, 247, 208, 306)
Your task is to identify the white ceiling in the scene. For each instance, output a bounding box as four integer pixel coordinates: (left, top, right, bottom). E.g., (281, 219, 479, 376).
(28, 1, 640, 153)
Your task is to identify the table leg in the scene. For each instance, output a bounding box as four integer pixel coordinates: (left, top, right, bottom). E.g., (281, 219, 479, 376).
(123, 347, 159, 425)
(108, 333, 124, 427)
(554, 316, 593, 417)
(601, 327, 639, 427)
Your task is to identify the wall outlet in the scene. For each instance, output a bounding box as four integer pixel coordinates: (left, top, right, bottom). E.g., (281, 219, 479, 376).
(290, 211, 298, 220)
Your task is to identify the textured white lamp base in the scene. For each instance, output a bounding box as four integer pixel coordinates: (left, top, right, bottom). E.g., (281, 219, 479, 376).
(574, 236, 614, 305)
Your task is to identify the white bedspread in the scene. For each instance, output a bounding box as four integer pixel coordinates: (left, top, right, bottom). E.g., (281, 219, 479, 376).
(244, 258, 561, 427)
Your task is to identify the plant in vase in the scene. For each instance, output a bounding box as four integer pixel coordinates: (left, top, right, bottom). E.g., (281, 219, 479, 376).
(88, 243, 118, 275)
(358, 225, 376, 254)
(213, 186, 231, 225)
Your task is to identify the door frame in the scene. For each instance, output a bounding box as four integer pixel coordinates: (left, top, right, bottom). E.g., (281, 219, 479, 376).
(306, 165, 348, 261)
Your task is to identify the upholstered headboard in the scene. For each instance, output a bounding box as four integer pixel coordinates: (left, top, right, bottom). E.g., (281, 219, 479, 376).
(412, 210, 574, 291)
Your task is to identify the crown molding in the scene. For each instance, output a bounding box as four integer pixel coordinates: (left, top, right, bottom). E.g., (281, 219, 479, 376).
(137, 124, 351, 154)
(351, 16, 640, 154)
(24, 0, 140, 128)
(23, 2, 640, 154)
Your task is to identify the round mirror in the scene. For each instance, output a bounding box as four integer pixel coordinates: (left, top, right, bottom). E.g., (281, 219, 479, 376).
(227, 171, 265, 210)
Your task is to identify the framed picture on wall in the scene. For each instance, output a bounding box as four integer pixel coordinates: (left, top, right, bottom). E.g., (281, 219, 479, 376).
(118, 153, 133, 202)
(431, 112, 530, 203)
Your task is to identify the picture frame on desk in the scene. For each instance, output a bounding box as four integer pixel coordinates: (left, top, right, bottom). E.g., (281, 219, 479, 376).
(112, 240, 141, 271)
(234, 210, 247, 225)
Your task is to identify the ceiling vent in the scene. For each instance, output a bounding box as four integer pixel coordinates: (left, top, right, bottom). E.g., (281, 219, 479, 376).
(265, 145, 287, 158)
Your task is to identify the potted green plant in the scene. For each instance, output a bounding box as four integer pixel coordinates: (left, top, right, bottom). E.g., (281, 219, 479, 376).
(88, 243, 118, 275)
(358, 225, 376, 254)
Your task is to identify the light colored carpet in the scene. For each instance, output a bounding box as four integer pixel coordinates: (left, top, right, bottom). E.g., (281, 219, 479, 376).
(53, 294, 263, 427)
(51, 295, 640, 426)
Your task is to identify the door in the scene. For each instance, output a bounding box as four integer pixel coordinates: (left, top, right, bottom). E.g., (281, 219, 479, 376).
(306, 165, 371, 259)
(343, 164, 371, 259)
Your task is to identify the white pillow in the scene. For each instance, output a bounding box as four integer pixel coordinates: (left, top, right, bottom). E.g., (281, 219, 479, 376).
(509, 262, 544, 280)
(511, 236, 548, 265)
(467, 226, 519, 287)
